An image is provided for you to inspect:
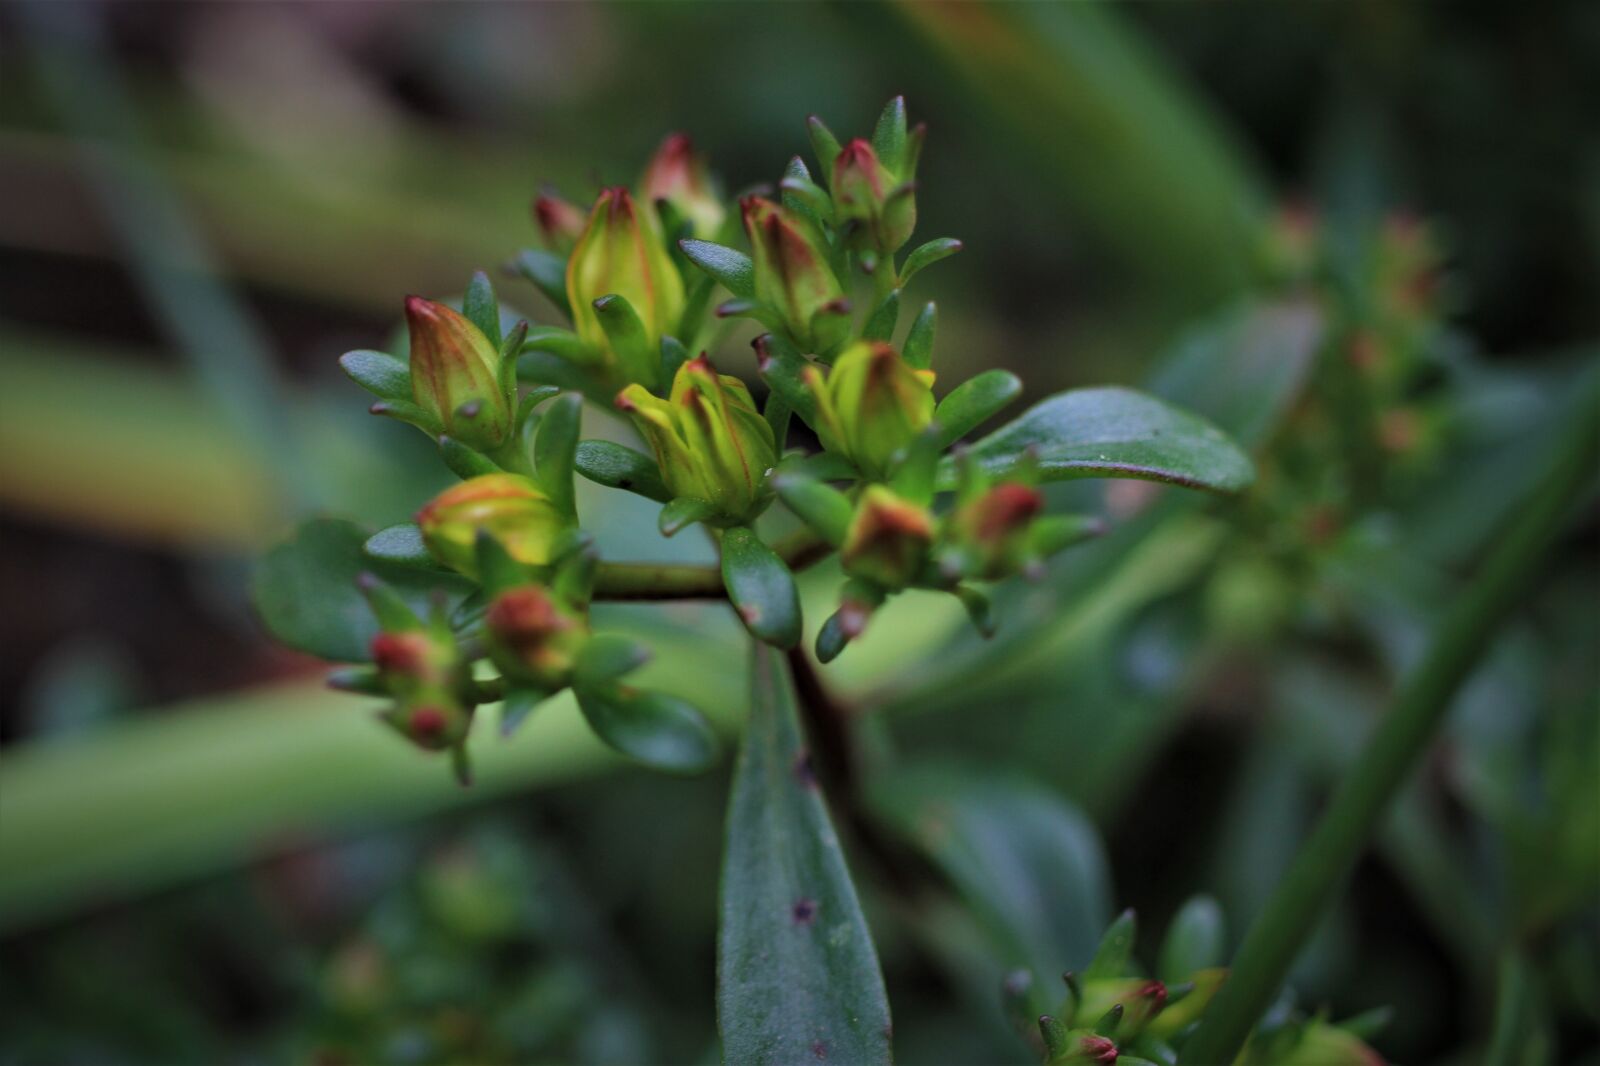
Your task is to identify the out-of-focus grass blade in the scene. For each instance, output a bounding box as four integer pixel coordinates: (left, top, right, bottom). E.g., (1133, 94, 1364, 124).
(883, 2, 1270, 309)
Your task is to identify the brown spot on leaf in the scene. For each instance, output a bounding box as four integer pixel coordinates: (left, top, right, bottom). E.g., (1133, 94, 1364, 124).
(792, 750, 817, 788)
(791, 897, 817, 925)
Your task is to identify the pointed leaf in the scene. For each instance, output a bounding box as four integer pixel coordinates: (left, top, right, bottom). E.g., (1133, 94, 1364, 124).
(899, 238, 963, 287)
(573, 634, 652, 689)
(903, 302, 937, 370)
(533, 392, 582, 519)
(936, 386, 1254, 493)
(1085, 909, 1138, 978)
(499, 687, 546, 738)
(721, 527, 802, 648)
(935, 370, 1023, 448)
(519, 325, 593, 363)
(754, 332, 820, 425)
(339, 349, 410, 401)
(679, 239, 756, 299)
(253, 519, 471, 662)
(438, 435, 501, 479)
(574, 440, 672, 503)
(593, 294, 659, 392)
(863, 289, 900, 342)
(573, 685, 719, 773)
(718, 644, 892, 1066)
(871, 96, 909, 174)
(660, 496, 718, 538)
(463, 270, 501, 349)
(510, 248, 572, 318)
(806, 114, 844, 177)
(772, 474, 853, 548)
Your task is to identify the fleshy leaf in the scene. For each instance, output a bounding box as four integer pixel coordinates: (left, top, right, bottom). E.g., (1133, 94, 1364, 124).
(679, 239, 756, 299)
(718, 644, 892, 1066)
(934, 369, 1022, 448)
(339, 349, 410, 401)
(573, 440, 673, 503)
(720, 527, 802, 649)
(572, 685, 719, 773)
(1157, 895, 1226, 983)
(510, 248, 572, 318)
(253, 519, 472, 662)
(363, 523, 439, 570)
(937, 386, 1255, 493)
(898, 238, 962, 287)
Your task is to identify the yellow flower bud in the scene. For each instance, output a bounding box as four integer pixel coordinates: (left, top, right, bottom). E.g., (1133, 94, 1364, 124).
(806, 341, 936, 479)
(416, 473, 567, 579)
(567, 187, 685, 366)
(742, 196, 851, 354)
(484, 585, 589, 689)
(405, 295, 512, 451)
(840, 486, 934, 589)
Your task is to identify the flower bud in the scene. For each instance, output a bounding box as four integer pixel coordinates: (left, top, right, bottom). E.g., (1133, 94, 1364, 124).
(741, 196, 851, 354)
(417, 473, 567, 579)
(840, 486, 934, 589)
(806, 341, 936, 479)
(1044, 1028, 1119, 1066)
(533, 190, 588, 254)
(831, 138, 916, 254)
(1072, 978, 1167, 1040)
(483, 585, 589, 689)
(405, 295, 512, 451)
(567, 187, 685, 365)
(640, 133, 725, 239)
(369, 630, 473, 751)
(617, 356, 777, 525)
(946, 481, 1046, 580)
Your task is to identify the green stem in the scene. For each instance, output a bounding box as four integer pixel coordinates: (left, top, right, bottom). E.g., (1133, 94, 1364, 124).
(592, 530, 830, 600)
(1183, 373, 1600, 1065)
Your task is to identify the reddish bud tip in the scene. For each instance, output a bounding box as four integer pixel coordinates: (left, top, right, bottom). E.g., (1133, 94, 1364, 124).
(408, 706, 448, 740)
(371, 632, 429, 675)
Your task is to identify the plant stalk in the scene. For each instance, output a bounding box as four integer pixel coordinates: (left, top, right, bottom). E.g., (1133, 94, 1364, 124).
(1183, 373, 1599, 1065)
(592, 530, 831, 600)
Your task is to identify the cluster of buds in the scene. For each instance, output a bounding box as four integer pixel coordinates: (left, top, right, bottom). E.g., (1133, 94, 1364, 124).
(776, 439, 1101, 661)
(1009, 903, 1385, 1066)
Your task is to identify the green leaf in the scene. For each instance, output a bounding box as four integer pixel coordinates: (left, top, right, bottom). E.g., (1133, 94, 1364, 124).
(863, 289, 900, 342)
(593, 294, 659, 392)
(718, 644, 892, 1066)
(903, 302, 937, 370)
(898, 238, 962, 287)
(438, 435, 501, 479)
(871, 95, 909, 174)
(679, 239, 756, 299)
(520, 325, 592, 363)
(867, 762, 1112, 978)
(463, 270, 501, 349)
(721, 527, 803, 649)
(339, 349, 410, 401)
(772, 475, 853, 548)
(533, 392, 582, 519)
(1157, 895, 1226, 982)
(253, 519, 472, 662)
(937, 386, 1255, 493)
(572, 685, 719, 774)
(363, 523, 439, 570)
(499, 687, 546, 738)
(754, 333, 820, 425)
(934, 369, 1022, 449)
(806, 114, 844, 177)
(661, 334, 691, 384)
(573, 440, 672, 503)
(1085, 909, 1137, 978)
(659, 496, 718, 538)
(511, 248, 572, 318)
(573, 634, 652, 689)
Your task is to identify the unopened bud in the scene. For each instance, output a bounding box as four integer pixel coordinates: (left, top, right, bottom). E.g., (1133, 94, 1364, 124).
(618, 356, 777, 526)
(947, 481, 1045, 579)
(1072, 979, 1167, 1040)
(840, 486, 933, 589)
(567, 187, 685, 367)
(533, 190, 588, 254)
(405, 295, 512, 451)
(831, 138, 916, 254)
(640, 133, 725, 238)
(367, 629, 473, 751)
(806, 341, 936, 479)
(483, 585, 589, 689)
(417, 473, 567, 579)
(742, 196, 851, 353)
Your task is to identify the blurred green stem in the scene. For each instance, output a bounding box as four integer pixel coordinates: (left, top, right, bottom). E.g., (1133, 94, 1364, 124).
(1184, 372, 1600, 1064)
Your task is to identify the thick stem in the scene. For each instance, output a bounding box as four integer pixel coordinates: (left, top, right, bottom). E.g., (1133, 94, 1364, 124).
(1183, 374, 1600, 1065)
(591, 529, 831, 601)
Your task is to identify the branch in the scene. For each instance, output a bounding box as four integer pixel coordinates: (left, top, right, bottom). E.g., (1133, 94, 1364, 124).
(591, 530, 831, 601)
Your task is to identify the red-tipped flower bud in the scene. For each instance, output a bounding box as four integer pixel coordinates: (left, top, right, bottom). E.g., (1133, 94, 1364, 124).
(741, 196, 851, 354)
(1072, 978, 1168, 1041)
(806, 341, 936, 480)
(484, 585, 589, 689)
(367, 630, 473, 751)
(640, 133, 725, 238)
(567, 187, 685, 367)
(840, 486, 934, 589)
(831, 138, 916, 254)
(405, 295, 512, 451)
(533, 191, 588, 254)
(417, 473, 567, 579)
(617, 356, 777, 525)
(947, 481, 1046, 580)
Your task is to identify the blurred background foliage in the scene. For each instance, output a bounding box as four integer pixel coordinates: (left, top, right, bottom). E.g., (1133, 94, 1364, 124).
(0, 2, 1595, 1064)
